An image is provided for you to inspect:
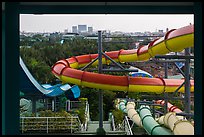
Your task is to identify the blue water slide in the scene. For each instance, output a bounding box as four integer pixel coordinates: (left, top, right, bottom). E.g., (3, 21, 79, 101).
(20, 56, 80, 98)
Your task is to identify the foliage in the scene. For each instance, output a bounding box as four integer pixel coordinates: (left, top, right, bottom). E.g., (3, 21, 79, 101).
(20, 110, 81, 133)
(111, 109, 124, 126)
(20, 37, 130, 84)
(38, 110, 72, 117)
(20, 36, 134, 123)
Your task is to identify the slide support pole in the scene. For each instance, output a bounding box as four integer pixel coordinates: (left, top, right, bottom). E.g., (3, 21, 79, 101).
(184, 48, 191, 120)
(96, 31, 106, 135)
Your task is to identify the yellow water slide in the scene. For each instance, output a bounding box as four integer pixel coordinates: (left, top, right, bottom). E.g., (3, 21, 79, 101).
(52, 24, 194, 93)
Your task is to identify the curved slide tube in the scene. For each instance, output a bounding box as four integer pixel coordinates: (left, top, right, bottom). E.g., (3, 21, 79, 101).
(52, 25, 194, 93)
(155, 101, 194, 135)
(20, 98, 31, 112)
(155, 100, 183, 113)
(162, 112, 194, 135)
(117, 99, 128, 113)
(138, 105, 173, 135)
(20, 57, 80, 97)
(126, 101, 143, 127)
(115, 99, 143, 127)
(155, 100, 184, 124)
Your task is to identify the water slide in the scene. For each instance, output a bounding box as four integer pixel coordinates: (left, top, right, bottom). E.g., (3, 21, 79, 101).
(161, 112, 194, 135)
(155, 100, 194, 135)
(115, 98, 194, 135)
(138, 105, 173, 135)
(115, 99, 173, 135)
(115, 99, 143, 129)
(51, 24, 194, 93)
(20, 56, 80, 98)
(155, 100, 183, 113)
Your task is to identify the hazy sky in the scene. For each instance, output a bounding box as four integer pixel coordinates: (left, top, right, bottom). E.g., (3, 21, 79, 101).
(20, 14, 194, 33)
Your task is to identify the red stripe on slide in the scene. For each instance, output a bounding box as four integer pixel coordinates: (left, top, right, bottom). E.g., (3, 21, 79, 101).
(119, 49, 138, 55)
(56, 59, 69, 67)
(190, 80, 194, 86)
(148, 38, 160, 48)
(82, 72, 128, 86)
(90, 54, 98, 59)
(67, 57, 78, 64)
(167, 25, 194, 39)
(129, 77, 164, 86)
(76, 54, 91, 64)
(137, 45, 149, 55)
(90, 54, 105, 60)
(61, 67, 83, 79)
(164, 79, 185, 86)
(52, 63, 66, 75)
(105, 51, 120, 59)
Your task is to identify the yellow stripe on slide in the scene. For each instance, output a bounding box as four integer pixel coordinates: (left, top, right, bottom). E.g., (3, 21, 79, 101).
(149, 42, 170, 57)
(128, 85, 165, 93)
(137, 52, 151, 61)
(119, 54, 138, 63)
(106, 59, 119, 65)
(166, 33, 194, 52)
(190, 86, 194, 92)
(81, 81, 128, 91)
(165, 86, 185, 93)
(91, 58, 107, 67)
(78, 63, 89, 68)
(61, 75, 82, 86)
(165, 86, 194, 93)
(69, 62, 79, 69)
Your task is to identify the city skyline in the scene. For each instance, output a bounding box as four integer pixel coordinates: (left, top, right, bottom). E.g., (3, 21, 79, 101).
(20, 14, 194, 33)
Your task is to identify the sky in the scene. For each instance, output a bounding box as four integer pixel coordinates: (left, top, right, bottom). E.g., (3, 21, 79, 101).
(20, 14, 194, 33)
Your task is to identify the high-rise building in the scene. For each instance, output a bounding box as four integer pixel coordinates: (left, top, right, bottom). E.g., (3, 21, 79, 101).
(78, 25, 87, 33)
(72, 26, 77, 33)
(88, 27, 93, 33)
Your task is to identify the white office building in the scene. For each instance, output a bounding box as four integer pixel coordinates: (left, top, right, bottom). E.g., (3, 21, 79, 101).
(88, 27, 93, 33)
(72, 26, 78, 33)
(78, 25, 87, 33)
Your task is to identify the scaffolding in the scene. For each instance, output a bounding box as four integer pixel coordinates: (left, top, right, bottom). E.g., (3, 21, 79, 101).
(87, 31, 194, 132)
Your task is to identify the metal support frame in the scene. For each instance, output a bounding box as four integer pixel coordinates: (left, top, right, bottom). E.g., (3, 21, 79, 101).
(155, 55, 194, 59)
(184, 48, 191, 119)
(81, 57, 98, 71)
(31, 97, 37, 115)
(164, 61, 168, 114)
(95, 31, 140, 134)
(98, 31, 104, 131)
(174, 62, 185, 77)
(153, 48, 193, 119)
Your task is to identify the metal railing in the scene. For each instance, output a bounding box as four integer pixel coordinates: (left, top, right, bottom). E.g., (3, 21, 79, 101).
(116, 116, 133, 135)
(20, 116, 82, 134)
(83, 102, 90, 131)
(124, 116, 133, 135)
(111, 114, 116, 131)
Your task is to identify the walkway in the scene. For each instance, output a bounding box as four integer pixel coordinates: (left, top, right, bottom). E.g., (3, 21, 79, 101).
(75, 121, 126, 135)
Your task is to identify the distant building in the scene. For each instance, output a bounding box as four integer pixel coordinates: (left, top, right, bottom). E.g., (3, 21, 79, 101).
(64, 29, 68, 33)
(62, 33, 80, 40)
(88, 27, 93, 33)
(72, 26, 77, 33)
(78, 25, 87, 33)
